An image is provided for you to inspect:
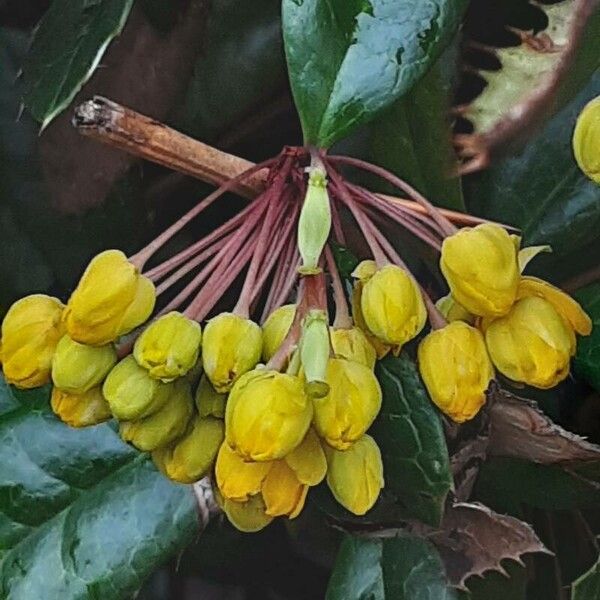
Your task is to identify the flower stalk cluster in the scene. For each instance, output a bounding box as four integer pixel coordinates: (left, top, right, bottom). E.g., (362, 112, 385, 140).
(0, 144, 592, 531)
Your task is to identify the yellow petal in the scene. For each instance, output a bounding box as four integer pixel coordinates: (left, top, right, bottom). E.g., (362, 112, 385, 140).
(261, 460, 308, 518)
(517, 276, 592, 335)
(284, 428, 327, 486)
(518, 245, 551, 273)
(223, 494, 273, 532)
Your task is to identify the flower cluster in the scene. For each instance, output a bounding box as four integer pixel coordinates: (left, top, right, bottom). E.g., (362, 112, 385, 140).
(0, 146, 593, 533)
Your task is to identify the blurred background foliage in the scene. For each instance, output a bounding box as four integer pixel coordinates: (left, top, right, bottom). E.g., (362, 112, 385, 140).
(1, 0, 600, 598)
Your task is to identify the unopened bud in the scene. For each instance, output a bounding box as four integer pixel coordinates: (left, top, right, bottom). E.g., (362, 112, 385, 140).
(195, 374, 227, 418)
(262, 304, 296, 362)
(299, 310, 330, 397)
(573, 95, 600, 184)
(297, 168, 331, 274)
(51, 386, 112, 428)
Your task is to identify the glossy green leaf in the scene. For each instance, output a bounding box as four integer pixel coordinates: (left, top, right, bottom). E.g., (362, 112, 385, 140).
(372, 354, 453, 527)
(574, 283, 600, 392)
(0, 378, 198, 598)
(22, 0, 135, 128)
(282, 0, 468, 147)
(369, 57, 464, 211)
(572, 556, 600, 600)
(179, 0, 286, 141)
(465, 70, 600, 262)
(326, 534, 458, 600)
(330, 241, 360, 281)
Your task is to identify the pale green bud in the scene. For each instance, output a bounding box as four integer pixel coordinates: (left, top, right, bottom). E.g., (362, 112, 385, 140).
(52, 335, 117, 394)
(297, 168, 331, 275)
(195, 374, 227, 418)
(102, 355, 171, 420)
(120, 379, 193, 451)
(299, 310, 330, 398)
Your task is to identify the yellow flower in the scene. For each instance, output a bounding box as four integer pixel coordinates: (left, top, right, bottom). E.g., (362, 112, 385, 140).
(153, 416, 224, 484)
(0, 294, 65, 388)
(64, 250, 155, 346)
(120, 379, 193, 451)
(418, 322, 494, 423)
(283, 428, 327, 487)
(360, 264, 427, 347)
(435, 294, 475, 325)
(573, 95, 600, 184)
(194, 374, 226, 418)
(51, 386, 112, 428)
(134, 311, 202, 382)
(351, 277, 391, 359)
(102, 355, 171, 420)
(313, 358, 382, 450)
(330, 326, 376, 369)
(325, 435, 384, 516)
(225, 369, 312, 461)
(440, 223, 519, 317)
(261, 460, 308, 518)
(516, 276, 592, 336)
(52, 335, 116, 394)
(215, 441, 272, 501)
(485, 296, 575, 389)
(262, 304, 296, 362)
(202, 312, 262, 392)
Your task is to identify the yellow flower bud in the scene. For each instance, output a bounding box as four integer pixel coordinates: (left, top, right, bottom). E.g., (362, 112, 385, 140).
(418, 322, 493, 423)
(52, 335, 117, 394)
(194, 374, 226, 418)
(325, 435, 384, 516)
(215, 441, 272, 501)
(360, 265, 427, 347)
(440, 223, 519, 317)
(222, 493, 273, 533)
(297, 167, 331, 274)
(0, 294, 65, 388)
(313, 358, 382, 450)
(485, 296, 576, 389)
(284, 428, 327, 486)
(154, 416, 224, 484)
(262, 304, 296, 362)
(225, 369, 313, 461)
(116, 275, 156, 338)
(435, 294, 475, 325)
(102, 355, 171, 420)
(573, 95, 600, 184)
(202, 312, 262, 393)
(516, 276, 592, 336)
(120, 378, 193, 451)
(330, 326, 376, 369)
(261, 460, 308, 518)
(133, 312, 202, 382)
(351, 280, 391, 359)
(51, 386, 111, 428)
(64, 250, 155, 346)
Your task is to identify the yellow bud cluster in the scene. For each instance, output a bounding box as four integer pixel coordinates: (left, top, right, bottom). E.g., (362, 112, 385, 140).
(415, 224, 592, 424)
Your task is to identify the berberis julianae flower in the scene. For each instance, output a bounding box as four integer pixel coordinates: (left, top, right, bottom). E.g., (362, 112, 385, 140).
(418, 321, 494, 423)
(64, 250, 155, 346)
(573, 94, 600, 184)
(134, 311, 202, 382)
(0, 294, 65, 388)
(440, 223, 519, 317)
(225, 369, 313, 461)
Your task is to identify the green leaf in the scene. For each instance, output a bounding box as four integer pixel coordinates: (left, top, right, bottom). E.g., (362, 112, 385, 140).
(474, 457, 600, 515)
(465, 69, 600, 262)
(573, 283, 600, 392)
(22, 0, 135, 128)
(372, 354, 453, 527)
(369, 56, 464, 211)
(326, 533, 458, 600)
(282, 0, 468, 147)
(572, 556, 600, 600)
(179, 0, 287, 141)
(330, 241, 360, 280)
(0, 378, 198, 597)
